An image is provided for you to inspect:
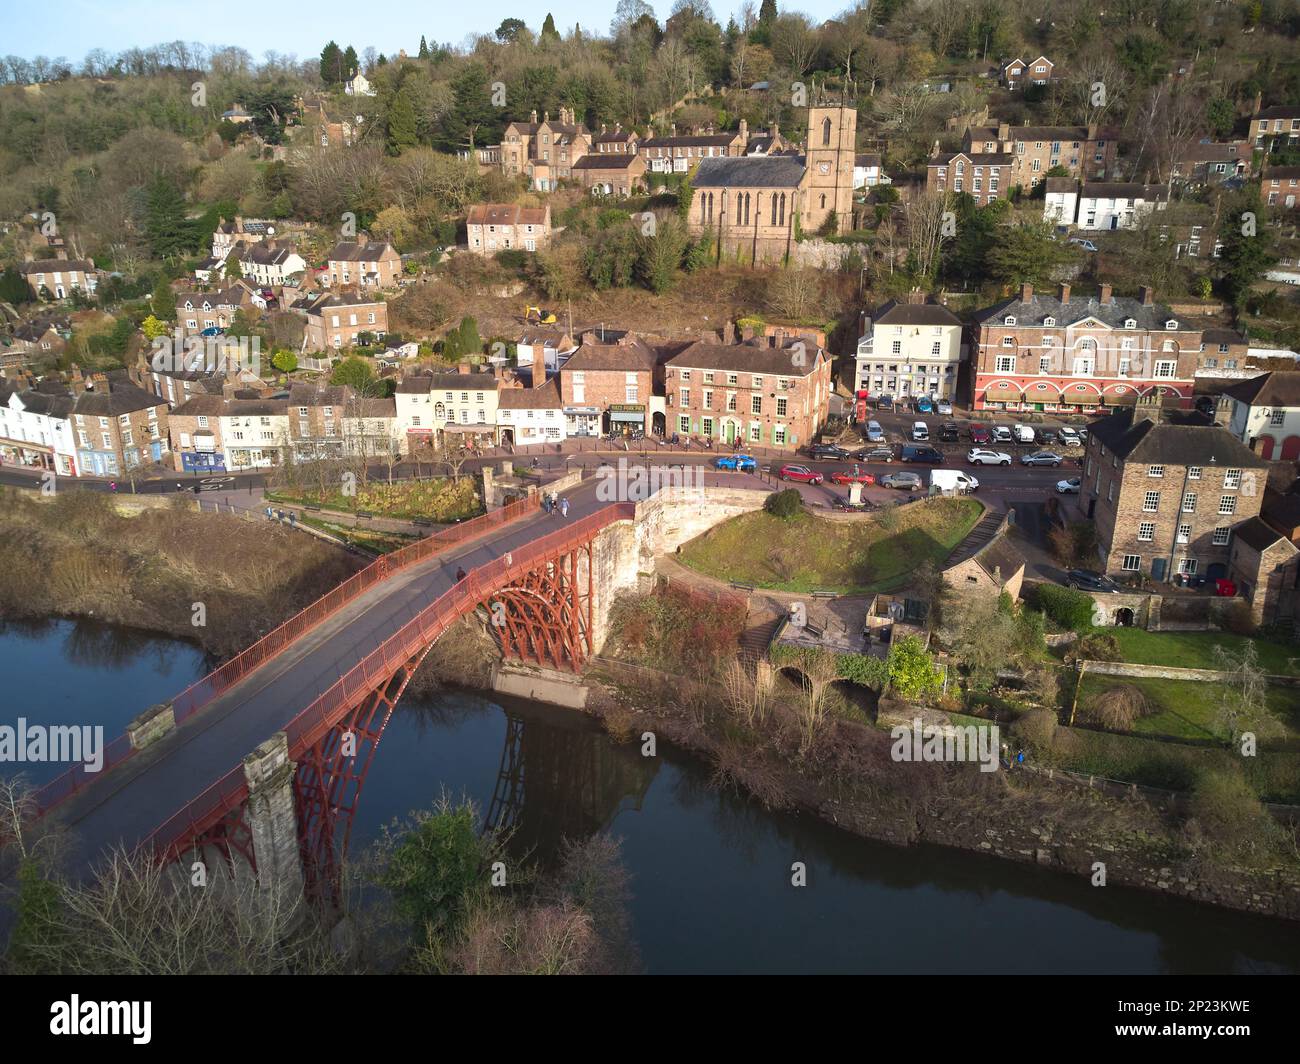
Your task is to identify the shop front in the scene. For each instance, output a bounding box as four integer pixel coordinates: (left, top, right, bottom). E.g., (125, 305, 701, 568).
(0, 437, 58, 472)
(564, 406, 601, 438)
(606, 403, 646, 436)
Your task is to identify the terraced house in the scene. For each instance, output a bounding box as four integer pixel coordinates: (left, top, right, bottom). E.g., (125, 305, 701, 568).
(963, 122, 1117, 188)
(19, 255, 98, 300)
(324, 240, 402, 289)
(971, 283, 1200, 414)
(395, 368, 501, 451)
(71, 380, 167, 476)
(664, 335, 832, 450)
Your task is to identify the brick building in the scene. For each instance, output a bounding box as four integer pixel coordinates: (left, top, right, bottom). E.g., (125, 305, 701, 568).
(19, 256, 98, 300)
(970, 283, 1200, 414)
(466, 203, 553, 255)
(300, 291, 388, 352)
(1082, 404, 1268, 584)
(571, 153, 648, 197)
(926, 148, 1014, 204)
(559, 334, 660, 438)
(663, 335, 832, 450)
(395, 367, 501, 451)
(324, 241, 402, 289)
(72, 380, 168, 476)
(963, 122, 1117, 188)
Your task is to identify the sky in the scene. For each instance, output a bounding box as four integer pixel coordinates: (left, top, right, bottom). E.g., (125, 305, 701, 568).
(4, 0, 853, 65)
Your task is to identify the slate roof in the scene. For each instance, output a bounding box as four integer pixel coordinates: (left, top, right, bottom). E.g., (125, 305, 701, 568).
(691, 156, 805, 189)
(396, 373, 500, 393)
(466, 203, 549, 225)
(968, 124, 1115, 142)
(642, 133, 738, 149)
(1264, 166, 1300, 181)
(873, 301, 962, 327)
(1086, 409, 1267, 468)
(497, 379, 562, 409)
(327, 241, 398, 262)
(72, 382, 161, 416)
(572, 154, 641, 170)
(1256, 105, 1300, 120)
(1081, 182, 1167, 200)
(666, 339, 823, 377)
(1234, 516, 1292, 553)
(931, 150, 1015, 166)
(974, 534, 1026, 583)
(974, 291, 1183, 330)
(19, 258, 94, 274)
(563, 337, 658, 372)
(1222, 371, 1300, 408)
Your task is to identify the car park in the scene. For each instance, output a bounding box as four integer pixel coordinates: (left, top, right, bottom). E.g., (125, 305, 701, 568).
(968, 424, 991, 445)
(935, 399, 953, 415)
(967, 448, 1012, 466)
(829, 465, 875, 485)
(865, 420, 885, 442)
(939, 422, 960, 442)
(1065, 569, 1120, 593)
(880, 471, 923, 490)
(715, 454, 757, 472)
(1056, 477, 1081, 494)
(900, 444, 944, 464)
(808, 443, 852, 460)
(1021, 450, 1064, 467)
(852, 445, 894, 463)
(779, 464, 824, 484)
(911, 421, 929, 441)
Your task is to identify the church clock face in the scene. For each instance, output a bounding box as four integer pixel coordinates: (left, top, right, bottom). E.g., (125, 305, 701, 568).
(817, 162, 830, 174)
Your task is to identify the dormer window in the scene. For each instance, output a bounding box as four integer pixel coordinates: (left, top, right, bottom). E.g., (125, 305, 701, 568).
(1004, 315, 1017, 326)
(1043, 317, 1055, 327)
(1165, 320, 1178, 330)
(1124, 319, 1136, 329)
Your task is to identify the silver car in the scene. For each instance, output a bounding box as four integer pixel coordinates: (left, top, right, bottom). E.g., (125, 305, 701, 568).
(881, 471, 923, 490)
(967, 448, 1012, 466)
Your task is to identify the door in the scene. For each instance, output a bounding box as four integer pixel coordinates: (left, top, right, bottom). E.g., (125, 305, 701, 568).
(1282, 435, 1300, 461)
(1151, 558, 1167, 582)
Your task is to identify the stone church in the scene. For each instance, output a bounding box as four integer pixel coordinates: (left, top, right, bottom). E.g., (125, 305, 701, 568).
(689, 104, 857, 264)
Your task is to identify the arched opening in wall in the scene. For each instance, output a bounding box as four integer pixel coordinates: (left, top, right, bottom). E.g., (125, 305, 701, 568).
(822, 117, 832, 145)
(1114, 607, 1134, 627)
(652, 411, 666, 437)
(820, 193, 826, 210)
(1258, 434, 1276, 459)
(499, 428, 514, 446)
(1281, 435, 1300, 461)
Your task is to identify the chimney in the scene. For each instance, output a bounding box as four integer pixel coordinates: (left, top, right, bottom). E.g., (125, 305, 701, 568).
(1140, 285, 1154, 306)
(543, 110, 550, 123)
(1059, 283, 1070, 304)
(1253, 91, 1263, 115)
(741, 325, 755, 342)
(723, 321, 736, 345)
(531, 353, 545, 388)
(530, 109, 538, 123)
(773, 327, 786, 349)
(601, 123, 607, 134)
(1019, 282, 1033, 303)
(997, 121, 1009, 142)
(1099, 282, 1113, 304)
(1086, 122, 1098, 140)
(739, 118, 748, 142)
(671, 123, 677, 137)
(457, 362, 470, 374)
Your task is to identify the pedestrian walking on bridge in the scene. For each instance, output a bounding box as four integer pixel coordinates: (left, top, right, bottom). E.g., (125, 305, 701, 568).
(560, 497, 570, 518)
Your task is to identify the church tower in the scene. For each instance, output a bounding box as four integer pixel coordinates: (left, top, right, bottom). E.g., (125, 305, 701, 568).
(803, 103, 856, 236)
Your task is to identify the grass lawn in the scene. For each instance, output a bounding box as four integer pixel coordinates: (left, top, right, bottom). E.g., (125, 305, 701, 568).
(299, 515, 416, 555)
(1076, 673, 1300, 743)
(1102, 627, 1300, 676)
(268, 476, 482, 522)
(677, 496, 983, 594)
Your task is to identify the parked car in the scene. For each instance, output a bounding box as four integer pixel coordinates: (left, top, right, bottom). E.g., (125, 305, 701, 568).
(900, 444, 944, 464)
(1065, 568, 1120, 593)
(715, 454, 757, 472)
(1021, 450, 1064, 467)
(1038, 428, 1059, 444)
(991, 425, 1014, 444)
(914, 396, 933, 414)
(968, 423, 991, 445)
(779, 464, 824, 484)
(939, 422, 960, 442)
(865, 419, 885, 442)
(911, 420, 930, 441)
(931, 469, 979, 493)
(967, 448, 1012, 466)
(935, 399, 954, 415)
(1070, 238, 1099, 252)
(1057, 427, 1082, 447)
(829, 465, 876, 485)
(875, 395, 895, 411)
(880, 470, 923, 490)
(808, 443, 851, 460)
(852, 445, 894, 463)
(1056, 477, 1081, 494)
(1012, 424, 1036, 445)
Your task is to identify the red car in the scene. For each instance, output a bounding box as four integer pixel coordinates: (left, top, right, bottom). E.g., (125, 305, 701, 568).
(778, 464, 824, 485)
(829, 464, 875, 486)
(968, 423, 991, 445)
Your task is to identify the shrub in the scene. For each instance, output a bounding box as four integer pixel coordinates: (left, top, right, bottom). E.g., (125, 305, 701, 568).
(1033, 583, 1096, 632)
(1080, 683, 1152, 731)
(1187, 768, 1281, 863)
(764, 489, 803, 520)
(1012, 708, 1058, 751)
(1064, 631, 1120, 664)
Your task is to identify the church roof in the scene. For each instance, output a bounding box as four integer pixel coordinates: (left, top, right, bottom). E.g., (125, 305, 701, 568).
(691, 156, 805, 189)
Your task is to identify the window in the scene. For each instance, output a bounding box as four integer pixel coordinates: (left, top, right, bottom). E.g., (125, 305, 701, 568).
(995, 355, 1016, 373)
(678, 415, 690, 434)
(1147, 465, 1163, 478)
(1182, 492, 1197, 512)
(702, 389, 713, 409)
(1122, 555, 1141, 572)
(1001, 336, 1015, 347)
(892, 340, 902, 355)
(1143, 491, 1160, 512)
(1043, 317, 1056, 327)
(1219, 495, 1236, 515)
(1224, 468, 1241, 490)
(1039, 355, 1052, 373)
(1178, 558, 1198, 576)
(751, 395, 762, 415)
(1003, 316, 1017, 326)
(1271, 410, 1286, 426)
(1176, 523, 1191, 544)
(1213, 526, 1230, 546)
(679, 389, 690, 407)
(1138, 522, 1155, 541)
(776, 397, 788, 417)
(1154, 361, 1177, 379)
(1187, 466, 1201, 480)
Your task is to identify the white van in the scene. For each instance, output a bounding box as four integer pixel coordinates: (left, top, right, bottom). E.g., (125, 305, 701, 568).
(1012, 424, 1036, 444)
(931, 469, 979, 494)
(911, 421, 929, 441)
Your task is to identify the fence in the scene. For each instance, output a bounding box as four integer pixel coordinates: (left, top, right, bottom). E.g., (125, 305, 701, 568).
(33, 492, 542, 814)
(142, 502, 638, 859)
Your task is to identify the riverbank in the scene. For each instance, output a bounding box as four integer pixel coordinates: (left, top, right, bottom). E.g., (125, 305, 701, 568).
(0, 488, 360, 657)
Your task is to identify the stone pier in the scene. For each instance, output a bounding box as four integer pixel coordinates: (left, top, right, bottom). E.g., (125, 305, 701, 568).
(242, 731, 305, 927)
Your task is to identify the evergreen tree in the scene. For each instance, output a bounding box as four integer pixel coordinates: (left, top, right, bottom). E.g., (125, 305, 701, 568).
(439, 63, 502, 151)
(418, 35, 429, 59)
(0, 265, 30, 305)
(143, 176, 195, 259)
(320, 40, 343, 84)
(343, 45, 360, 77)
(224, 254, 242, 280)
(541, 13, 560, 41)
(388, 89, 419, 152)
(1219, 194, 1277, 304)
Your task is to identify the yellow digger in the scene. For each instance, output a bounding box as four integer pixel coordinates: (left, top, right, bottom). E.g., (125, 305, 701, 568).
(524, 305, 557, 325)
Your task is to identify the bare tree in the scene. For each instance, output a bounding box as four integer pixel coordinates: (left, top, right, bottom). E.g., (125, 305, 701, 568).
(904, 191, 953, 281)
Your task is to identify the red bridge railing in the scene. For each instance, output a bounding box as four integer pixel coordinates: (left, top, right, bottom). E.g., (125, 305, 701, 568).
(143, 502, 636, 862)
(33, 491, 541, 814)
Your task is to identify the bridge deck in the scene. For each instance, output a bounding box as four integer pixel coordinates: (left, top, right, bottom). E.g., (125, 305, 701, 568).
(55, 481, 609, 874)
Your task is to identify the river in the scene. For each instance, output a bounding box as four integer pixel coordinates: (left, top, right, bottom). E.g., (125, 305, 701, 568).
(2, 617, 1298, 974)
